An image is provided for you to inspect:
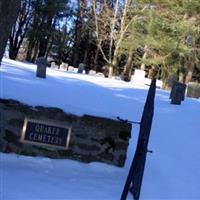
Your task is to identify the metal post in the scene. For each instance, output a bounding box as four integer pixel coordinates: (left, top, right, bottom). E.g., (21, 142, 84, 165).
(121, 79, 156, 200)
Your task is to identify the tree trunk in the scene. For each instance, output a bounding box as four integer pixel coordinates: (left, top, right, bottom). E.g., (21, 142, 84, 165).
(179, 72, 185, 83)
(109, 0, 130, 77)
(94, 48, 99, 71)
(26, 0, 41, 62)
(45, 39, 54, 60)
(123, 46, 134, 80)
(140, 45, 148, 70)
(38, 15, 53, 58)
(0, 0, 21, 64)
(109, 38, 123, 78)
(38, 38, 49, 58)
(185, 63, 195, 84)
(83, 50, 88, 64)
(72, 0, 86, 67)
(108, 65, 114, 78)
(31, 41, 39, 63)
(26, 40, 36, 61)
(9, 47, 19, 60)
(9, 12, 32, 60)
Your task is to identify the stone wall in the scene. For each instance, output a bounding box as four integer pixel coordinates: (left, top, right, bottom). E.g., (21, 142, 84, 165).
(0, 99, 132, 167)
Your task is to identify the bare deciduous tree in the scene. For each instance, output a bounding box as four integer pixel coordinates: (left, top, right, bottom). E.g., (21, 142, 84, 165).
(92, 0, 135, 77)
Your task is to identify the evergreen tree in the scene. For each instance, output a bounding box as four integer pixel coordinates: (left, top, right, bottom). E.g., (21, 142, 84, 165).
(26, 0, 70, 62)
(0, 0, 21, 64)
(120, 0, 200, 85)
(9, 0, 34, 60)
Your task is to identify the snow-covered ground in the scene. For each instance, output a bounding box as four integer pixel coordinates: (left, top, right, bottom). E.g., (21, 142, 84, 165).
(0, 58, 200, 200)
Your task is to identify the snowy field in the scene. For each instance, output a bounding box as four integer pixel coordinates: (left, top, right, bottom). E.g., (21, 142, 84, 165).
(0, 58, 200, 200)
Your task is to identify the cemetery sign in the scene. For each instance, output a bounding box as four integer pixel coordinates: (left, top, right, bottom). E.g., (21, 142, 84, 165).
(20, 118, 71, 149)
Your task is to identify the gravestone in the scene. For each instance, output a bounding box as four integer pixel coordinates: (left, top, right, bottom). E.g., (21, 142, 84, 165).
(68, 66, 75, 72)
(78, 63, 85, 73)
(131, 69, 146, 85)
(36, 57, 47, 78)
(186, 82, 200, 98)
(95, 72, 105, 78)
(167, 74, 176, 88)
(60, 62, 68, 70)
(170, 82, 186, 105)
(89, 70, 96, 75)
(51, 62, 57, 69)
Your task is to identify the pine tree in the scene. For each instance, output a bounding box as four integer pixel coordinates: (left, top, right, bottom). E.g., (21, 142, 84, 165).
(0, 0, 21, 64)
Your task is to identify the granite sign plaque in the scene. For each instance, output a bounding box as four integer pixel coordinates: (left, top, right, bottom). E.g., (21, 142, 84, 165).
(20, 118, 71, 149)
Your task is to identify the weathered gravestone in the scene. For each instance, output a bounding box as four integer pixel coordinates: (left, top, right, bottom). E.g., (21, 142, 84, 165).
(167, 74, 176, 89)
(36, 57, 47, 78)
(170, 82, 186, 105)
(78, 63, 85, 73)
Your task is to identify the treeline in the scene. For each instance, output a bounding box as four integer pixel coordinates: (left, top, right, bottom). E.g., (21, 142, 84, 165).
(4, 0, 200, 86)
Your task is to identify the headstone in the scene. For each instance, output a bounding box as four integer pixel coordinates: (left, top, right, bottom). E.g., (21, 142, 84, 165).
(131, 69, 146, 85)
(60, 62, 68, 70)
(186, 82, 200, 98)
(51, 62, 57, 69)
(95, 72, 105, 78)
(89, 70, 96, 75)
(167, 74, 176, 88)
(68, 66, 75, 72)
(36, 57, 47, 78)
(78, 63, 85, 73)
(170, 82, 186, 105)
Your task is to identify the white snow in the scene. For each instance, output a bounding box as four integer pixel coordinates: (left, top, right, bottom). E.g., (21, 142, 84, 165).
(1, 58, 200, 199)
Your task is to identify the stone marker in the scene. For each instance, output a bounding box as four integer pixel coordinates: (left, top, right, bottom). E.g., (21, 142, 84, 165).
(167, 74, 176, 88)
(60, 62, 68, 70)
(170, 82, 186, 105)
(89, 70, 96, 75)
(186, 82, 200, 98)
(36, 57, 47, 78)
(95, 72, 105, 78)
(68, 66, 75, 72)
(51, 61, 57, 69)
(131, 69, 146, 85)
(78, 63, 85, 73)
